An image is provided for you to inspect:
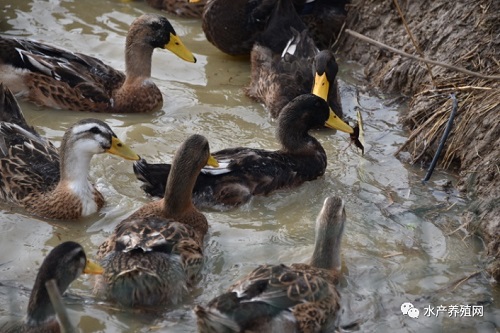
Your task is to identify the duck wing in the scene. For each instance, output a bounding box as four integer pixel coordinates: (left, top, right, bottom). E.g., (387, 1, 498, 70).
(0, 85, 59, 203)
(112, 217, 198, 255)
(0, 36, 125, 108)
(134, 146, 326, 209)
(247, 24, 320, 118)
(196, 264, 339, 332)
(0, 123, 60, 202)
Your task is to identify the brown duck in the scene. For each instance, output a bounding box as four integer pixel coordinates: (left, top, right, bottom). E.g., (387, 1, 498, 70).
(0, 14, 196, 113)
(95, 134, 219, 307)
(0, 84, 140, 220)
(195, 195, 346, 332)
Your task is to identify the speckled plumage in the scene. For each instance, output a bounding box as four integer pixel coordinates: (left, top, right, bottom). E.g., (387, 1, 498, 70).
(96, 135, 214, 307)
(0, 84, 139, 220)
(195, 196, 346, 333)
(245, 0, 343, 119)
(97, 217, 202, 307)
(0, 14, 196, 113)
(134, 94, 335, 210)
(0, 242, 102, 333)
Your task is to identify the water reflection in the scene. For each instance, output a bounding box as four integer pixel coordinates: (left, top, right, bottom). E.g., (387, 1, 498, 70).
(0, 0, 498, 332)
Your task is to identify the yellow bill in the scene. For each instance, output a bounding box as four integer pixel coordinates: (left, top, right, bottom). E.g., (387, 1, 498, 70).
(312, 72, 354, 134)
(325, 108, 354, 134)
(207, 155, 219, 167)
(84, 259, 104, 275)
(107, 137, 140, 161)
(165, 33, 197, 63)
(312, 72, 329, 101)
(188, 0, 201, 2)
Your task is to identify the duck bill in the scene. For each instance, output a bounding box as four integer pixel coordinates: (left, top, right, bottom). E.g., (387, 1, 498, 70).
(84, 259, 104, 275)
(207, 155, 219, 167)
(165, 33, 197, 63)
(312, 73, 330, 101)
(325, 108, 354, 134)
(313, 73, 354, 134)
(188, 0, 201, 2)
(107, 137, 140, 160)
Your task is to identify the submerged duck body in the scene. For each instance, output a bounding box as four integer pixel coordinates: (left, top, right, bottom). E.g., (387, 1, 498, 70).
(0, 14, 196, 113)
(0, 84, 139, 220)
(195, 196, 346, 333)
(0, 241, 103, 333)
(134, 94, 337, 210)
(96, 135, 217, 307)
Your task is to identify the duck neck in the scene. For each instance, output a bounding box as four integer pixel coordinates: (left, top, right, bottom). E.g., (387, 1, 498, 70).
(26, 277, 55, 326)
(277, 125, 314, 154)
(310, 232, 342, 270)
(310, 219, 343, 270)
(162, 161, 198, 217)
(58, 141, 94, 199)
(124, 36, 154, 80)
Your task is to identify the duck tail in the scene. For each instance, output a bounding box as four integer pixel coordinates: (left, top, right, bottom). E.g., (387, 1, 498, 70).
(133, 158, 170, 198)
(194, 305, 241, 333)
(0, 83, 29, 127)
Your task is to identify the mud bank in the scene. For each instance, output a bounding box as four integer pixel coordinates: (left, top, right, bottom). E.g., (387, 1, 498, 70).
(338, 0, 499, 280)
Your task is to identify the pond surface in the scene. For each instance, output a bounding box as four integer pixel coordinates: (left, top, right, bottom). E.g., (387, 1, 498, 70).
(0, 1, 498, 332)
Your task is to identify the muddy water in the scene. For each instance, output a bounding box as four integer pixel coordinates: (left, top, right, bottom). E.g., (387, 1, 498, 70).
(0, 1, 498, 332)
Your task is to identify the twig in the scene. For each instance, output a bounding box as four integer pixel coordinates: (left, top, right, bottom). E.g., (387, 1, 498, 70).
(422, 94, 459, 182)
(344, 29, 500, 80)
(383, 252, 404, 258)
(442, 271, 482, 293)
(416, 85, 494, 96)
(394, 105, 447, 155)
(330, 20, 346, 51)
(446, 216, 471, 236)
(392, 0, 437, 87)
(45, 279, 76, 333)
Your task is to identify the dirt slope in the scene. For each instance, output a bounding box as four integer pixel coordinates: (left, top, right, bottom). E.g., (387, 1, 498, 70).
(338, 0, 499, 279)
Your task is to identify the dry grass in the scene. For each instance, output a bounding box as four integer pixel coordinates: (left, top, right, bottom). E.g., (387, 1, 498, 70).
(399, 77, 499, 169)
(340, 0, 499, 280)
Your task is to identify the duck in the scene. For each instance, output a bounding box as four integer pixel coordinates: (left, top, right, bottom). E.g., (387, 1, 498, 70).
(95, 134, 219, 307)
(292, 0, 349, 50)
(0, 13, 196, 113)
(189, 0, 348, 56)
(0, 83, 140, 220)
(134, 94, 339, 210)
(245, 0, 351, 130)
(0, 241, 103, 333)
(144, 0, 206, 18)
(195, 195, 345, 332)
(190, 0, 267, 56)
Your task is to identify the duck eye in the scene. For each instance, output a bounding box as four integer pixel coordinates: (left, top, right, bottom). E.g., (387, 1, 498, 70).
(89, 126, 101, 134)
